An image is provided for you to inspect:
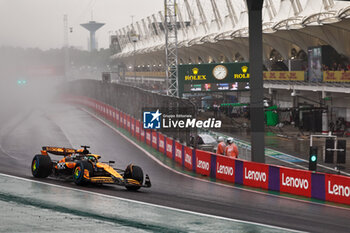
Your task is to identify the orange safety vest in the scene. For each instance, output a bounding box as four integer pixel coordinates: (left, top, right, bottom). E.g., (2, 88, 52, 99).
(225, 143, 239, 158)
(216, 142, 226, 155)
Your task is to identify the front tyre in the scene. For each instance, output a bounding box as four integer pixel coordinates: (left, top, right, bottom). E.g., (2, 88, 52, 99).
(73, 161, 93, 185)
(124, 164, 144, 191)
(31, 154, 52, 178)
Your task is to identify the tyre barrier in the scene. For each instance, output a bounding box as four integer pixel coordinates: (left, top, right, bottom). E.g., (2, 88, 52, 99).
(63, 95, 350, 206)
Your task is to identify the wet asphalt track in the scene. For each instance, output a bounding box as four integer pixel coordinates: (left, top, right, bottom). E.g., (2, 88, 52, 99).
(0, 103, 350, 233)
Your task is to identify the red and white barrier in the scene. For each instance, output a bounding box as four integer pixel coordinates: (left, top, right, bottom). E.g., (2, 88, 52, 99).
(63, 95, 350, 206)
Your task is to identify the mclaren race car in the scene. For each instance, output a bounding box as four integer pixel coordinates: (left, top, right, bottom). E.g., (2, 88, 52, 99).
(31, 146, 151, 190)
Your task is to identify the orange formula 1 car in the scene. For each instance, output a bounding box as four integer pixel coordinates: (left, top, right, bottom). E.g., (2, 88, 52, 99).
(31, 146, 151, 190)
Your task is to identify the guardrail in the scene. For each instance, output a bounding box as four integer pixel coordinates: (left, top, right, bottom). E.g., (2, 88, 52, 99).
(64, 95, 350, 206)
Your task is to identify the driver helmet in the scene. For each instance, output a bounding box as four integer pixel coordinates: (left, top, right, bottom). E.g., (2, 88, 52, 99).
(226, 137, 234, 144)
(87, 155, 96, 163)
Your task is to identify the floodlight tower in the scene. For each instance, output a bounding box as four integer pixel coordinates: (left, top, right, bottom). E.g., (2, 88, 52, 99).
(165, 0, 179, 97)
(80, 20, 105, 51)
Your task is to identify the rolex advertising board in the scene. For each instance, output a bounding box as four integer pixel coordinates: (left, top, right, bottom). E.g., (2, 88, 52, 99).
(178, 62, 250, 96)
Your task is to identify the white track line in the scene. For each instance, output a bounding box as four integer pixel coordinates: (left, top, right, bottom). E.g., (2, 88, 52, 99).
(80, 107, 350, 213)
(267, 155, 308, 170)
(0, 172, 304, 233)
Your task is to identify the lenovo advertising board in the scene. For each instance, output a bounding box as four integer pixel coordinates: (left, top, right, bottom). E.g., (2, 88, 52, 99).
(243, 161, 269, 189)
(146, 129, 151, 145)
(152, 131, 158, 150)
(131, 117, 135, 137)
(120, 112, 124, 129)
(325, 174, 350, 205)
(184, 146, 194, 170)
(115, 110, 120, 127)
(95, 103, 99, 114)
(158, 133, 165, 154)
(140, 126, 145, 142)
(216, 155, 235, 183)
(175, 141, 183, 165)
(195, 150, 211, 176)
(112, 109, 116, 125)
(105, 106, 111, 121)
(166, 137, 174, 159)
(280, 167, 311, 197)
(96, 103, 101, 114)
(108, 107, 114, 121)
(103, 105, 107, 118)
(123, 114, 127, 129)
(127, 115, 131, 132)
(135, 120, 140, 139)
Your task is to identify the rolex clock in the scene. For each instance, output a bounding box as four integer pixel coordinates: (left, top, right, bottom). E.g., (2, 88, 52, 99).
(213, 65, 228, 80)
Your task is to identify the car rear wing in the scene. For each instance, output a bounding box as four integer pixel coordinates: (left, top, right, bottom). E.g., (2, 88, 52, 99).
(42, 146, 76, 156)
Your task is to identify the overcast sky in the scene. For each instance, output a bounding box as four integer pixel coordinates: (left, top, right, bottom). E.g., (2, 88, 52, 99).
(0, 0, 162, 50)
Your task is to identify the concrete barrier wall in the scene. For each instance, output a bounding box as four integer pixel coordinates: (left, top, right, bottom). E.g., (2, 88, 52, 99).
(64, 95, 350, 206)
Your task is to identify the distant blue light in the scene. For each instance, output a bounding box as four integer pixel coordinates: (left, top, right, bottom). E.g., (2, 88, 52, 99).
(311, 155, 317, 162)
(17, 79, 27, 85)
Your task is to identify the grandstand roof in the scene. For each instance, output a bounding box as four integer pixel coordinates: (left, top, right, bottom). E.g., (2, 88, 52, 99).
(111, 0, 350, 65)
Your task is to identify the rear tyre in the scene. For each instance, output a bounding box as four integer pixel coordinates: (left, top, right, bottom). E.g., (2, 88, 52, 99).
(124, 164, 143, 191)
(73, 161, 93, 185)
(31, 154, 52, 178)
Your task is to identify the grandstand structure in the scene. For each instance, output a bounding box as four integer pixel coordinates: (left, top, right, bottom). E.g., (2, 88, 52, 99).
(108, 0, 350, 127)
(111, 0, 350, 69)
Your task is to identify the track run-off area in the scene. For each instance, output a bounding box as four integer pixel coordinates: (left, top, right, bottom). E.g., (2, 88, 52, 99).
(0, 173, 298, 233)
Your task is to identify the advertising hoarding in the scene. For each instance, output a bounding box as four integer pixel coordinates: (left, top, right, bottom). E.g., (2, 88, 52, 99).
(216, 155, 235, 183)
(280, 167, 312, 197)
(195, 150, 211, 176)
